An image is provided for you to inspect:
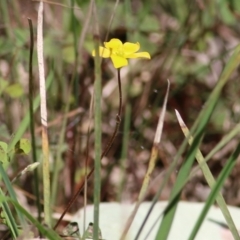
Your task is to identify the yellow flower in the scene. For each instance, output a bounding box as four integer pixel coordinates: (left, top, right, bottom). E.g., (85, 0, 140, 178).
(92, 38, 151, 68)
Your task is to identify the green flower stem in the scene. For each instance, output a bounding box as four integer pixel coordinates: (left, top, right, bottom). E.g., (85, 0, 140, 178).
(101, 68, 122, 157)
(118, 103, 131, 201)
(93, 35, 102, 240)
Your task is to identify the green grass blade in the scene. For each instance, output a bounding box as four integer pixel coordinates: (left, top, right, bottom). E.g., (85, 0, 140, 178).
(155, 130, 202, 240)
(176, 110, 240, 240)
(155, 43, 240, 240)
(0, 196, 62, 240)
(188, 143, 240, 240)
(205, 123, 240, 162)
(189, 122, 240, 179)
(0, 188, 18, 238)
(156, 88, 219, 239)
(136, 122, 195, 239)
(93, 34, 102, 240)
(0, 162, 26, 229)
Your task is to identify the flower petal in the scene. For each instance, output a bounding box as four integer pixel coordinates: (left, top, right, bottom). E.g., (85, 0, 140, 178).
(104, 39, 122, 50)
(123, 42, 140, 54)
(126, 52, 151, 59)
(92, 47, 111, 58)
(111, 55, 128, 68)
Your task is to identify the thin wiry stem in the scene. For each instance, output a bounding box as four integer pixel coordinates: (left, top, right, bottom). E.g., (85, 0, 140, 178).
(101, 68, 122, 157)
(54, 68, 123, 230)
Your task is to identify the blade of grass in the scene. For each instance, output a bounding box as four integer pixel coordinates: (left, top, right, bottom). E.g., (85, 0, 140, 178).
(155, 126, 203, 240)
(205, 123, 240, 162)
(0, 162, 25, 234)
(175, 110, 240, 240)
(138, 114, 236, 239)
(156, 74, 224, 239)
(93, 3, 102, 238)
(50, 45, 76, 210)
(155, 43, 240, 240)
(141, 133, 239, 239)
(120, 80, 170, 240)
(135, 126, 192, 239)
(93, 40, 102, 240)
(139, 80, 170, 200)
(188, 143, 240, 240)
(188, 122, 240, 183)
(0, 196, 62, 240)
(0, 188, 18, 238)
(141, 131, 239, 239)
(140, 44, 239, 240)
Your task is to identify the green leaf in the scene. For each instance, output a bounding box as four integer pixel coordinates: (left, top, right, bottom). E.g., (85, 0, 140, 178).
(219, 0, 236, 25)
(232, 0, 240, 11)
(0, 142, 9, 170)
(4, 83, 23, 98)
(14, 138, 31, 155)
(62, 45, 75, 64)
